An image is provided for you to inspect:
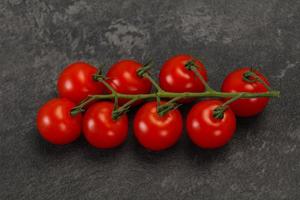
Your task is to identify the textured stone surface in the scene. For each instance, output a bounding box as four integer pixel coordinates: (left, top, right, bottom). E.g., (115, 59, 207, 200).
(0, 0, 300, 199)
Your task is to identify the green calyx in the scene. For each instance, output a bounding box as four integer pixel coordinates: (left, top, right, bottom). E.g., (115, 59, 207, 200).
(157, 102, 182, 116)
(243, 69, 272, 91)
(136, 60, 154, 77)
(213, 106, 227, 120)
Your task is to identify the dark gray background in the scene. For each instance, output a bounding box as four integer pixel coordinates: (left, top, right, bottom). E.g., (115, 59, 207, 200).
(0, 0, 299, 199)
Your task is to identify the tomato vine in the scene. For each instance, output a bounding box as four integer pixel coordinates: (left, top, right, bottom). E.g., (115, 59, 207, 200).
(70, 60, 280, 118)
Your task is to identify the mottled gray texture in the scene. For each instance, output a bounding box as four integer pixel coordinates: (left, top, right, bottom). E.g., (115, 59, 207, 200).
(0, 0, 300, 199)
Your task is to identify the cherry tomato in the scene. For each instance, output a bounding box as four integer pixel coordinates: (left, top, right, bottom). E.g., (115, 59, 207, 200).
(186, 100, 236, 149)
(83, 102, 128, 149)
(133, 101, 183, 151)
(159, 54, 208, 95)
(57, 62, 105, 104)
(221, 67, 270, 117)
(106, 60, 152, 105)
(37, 98, 82, 145)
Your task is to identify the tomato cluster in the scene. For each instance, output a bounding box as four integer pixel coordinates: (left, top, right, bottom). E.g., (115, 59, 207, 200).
(37, 54, 273, 151)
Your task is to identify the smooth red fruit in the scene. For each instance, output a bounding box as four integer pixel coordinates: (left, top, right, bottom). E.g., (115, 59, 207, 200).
(133, 101, 183, 151)
(37, 98, 82, 145)
(159, 54, 207, 95)
(57, 62, 105, 104)
(221, 67, 270, 117)
(186, 100, 236, 149)
(83, 102, 128, 149)
(106, 60, 152, 105)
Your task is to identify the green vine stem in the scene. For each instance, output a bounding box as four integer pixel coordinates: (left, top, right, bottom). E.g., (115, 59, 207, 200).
(93, 74, 119, 109)
(71, 90, 280, 116)
(112, 98, 138, 120)
(70, 63, 280, 118)
(185, 60, 215, 92)
(157, 96, 183, 116)
(243, 70, 272, 91)
(137, 60, 163, 92)
(213, 93, 245, 119)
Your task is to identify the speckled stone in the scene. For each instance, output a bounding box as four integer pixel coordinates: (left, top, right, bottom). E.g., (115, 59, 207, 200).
(0, 0, 299, 199)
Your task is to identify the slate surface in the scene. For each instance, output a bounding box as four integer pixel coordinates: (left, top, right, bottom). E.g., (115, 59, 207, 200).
(0, 0, 300, 199)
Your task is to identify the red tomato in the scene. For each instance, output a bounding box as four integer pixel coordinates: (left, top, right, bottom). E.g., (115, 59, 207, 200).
(221, 67, 270, 117)
(83, 102, 128, 149)
(133, 101, 183, 151)
(186, 100, 236, 149)
(159, 54, 208, 94)
(106, 60, 152, 105)
(37, 98, 82, 145)
(57, 62, 105, 104)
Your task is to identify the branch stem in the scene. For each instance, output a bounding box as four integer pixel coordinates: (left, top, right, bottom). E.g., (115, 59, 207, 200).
(191, 66, 214, 92)
(71, 90, 280, 116)
(221, 92, 245, 107)
(243, 71, 272, 91)
(212, 93, 245, 119)
(143, 73, 163, 92)
(93, 91, 279, 99)
(185, 61, 215, 92)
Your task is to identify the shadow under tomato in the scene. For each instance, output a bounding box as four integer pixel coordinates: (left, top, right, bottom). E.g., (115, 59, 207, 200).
(235, 114, 262, 138)
(78, 134, 129, 163)
(236, 114, 260, 125)
(34, 130, 125, 164)
(181, 113, 264, 166)
(33, 128, 83, 157)
(185, 141, 231, 166)
(131, 135, 181, 164)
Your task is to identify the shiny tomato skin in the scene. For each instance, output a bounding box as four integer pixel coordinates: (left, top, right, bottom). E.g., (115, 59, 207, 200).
(186, 100, 236, 149)
(159, 54, 208, 93)
(133, 101, 183, 151)
(83, 102, 128, 149)
(221, 67, 270, 117)
(57, 62, 105, 104)
(37, 98, 82, 145)
(106, 60, 152, 105)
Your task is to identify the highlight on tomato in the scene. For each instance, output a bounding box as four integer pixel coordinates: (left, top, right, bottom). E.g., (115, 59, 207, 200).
(186, 100, 236, 149)
(133, 101, 183, 151)
(57, 62, 105, 104)
(221, 67, 270, 117)
(159, 54, 207, 94)
(83, 101, 128, 149)
(37, 98, 82, 145)
(106, 60, 152, 105)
